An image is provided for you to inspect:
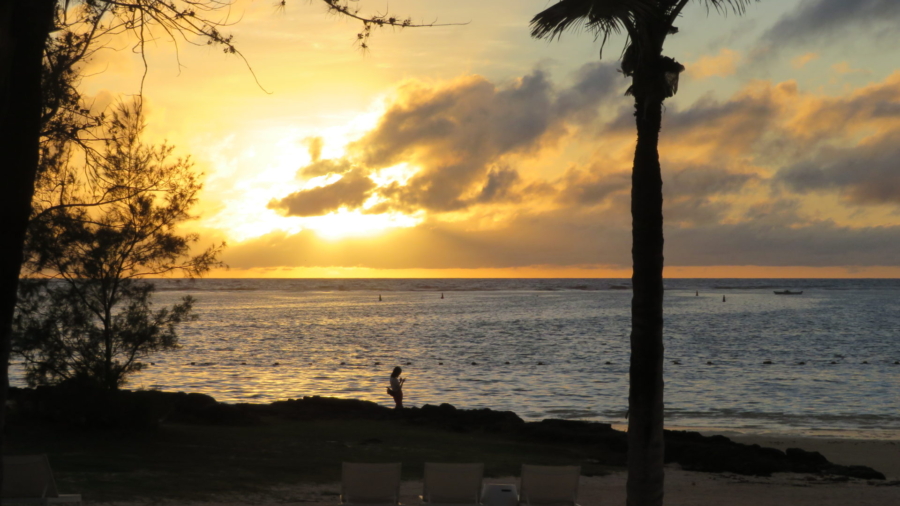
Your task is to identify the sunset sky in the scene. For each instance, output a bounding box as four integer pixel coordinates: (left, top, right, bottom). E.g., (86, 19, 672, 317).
(79, 0, 900, 278)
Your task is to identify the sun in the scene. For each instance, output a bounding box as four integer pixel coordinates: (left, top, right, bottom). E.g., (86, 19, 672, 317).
(301, 208, 422, 241)
(195, 123, 423, 243)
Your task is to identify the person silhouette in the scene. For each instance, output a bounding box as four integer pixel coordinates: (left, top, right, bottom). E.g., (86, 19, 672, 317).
(387, 366, 405, 409)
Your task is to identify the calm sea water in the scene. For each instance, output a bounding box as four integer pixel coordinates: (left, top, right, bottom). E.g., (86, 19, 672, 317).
(12, 278, 900, 438)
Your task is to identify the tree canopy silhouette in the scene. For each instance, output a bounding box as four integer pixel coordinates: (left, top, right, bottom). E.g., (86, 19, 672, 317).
(0, 0, 445, 489)
(15, 101, 220, 390)
(531, 1, 757, 505)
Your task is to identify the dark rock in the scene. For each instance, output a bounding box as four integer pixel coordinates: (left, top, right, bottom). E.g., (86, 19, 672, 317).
(408, 403, 524, 434)
(264, 396, 391, 421)
(826, 465, 885, 480)
(786, 447, 829, 471)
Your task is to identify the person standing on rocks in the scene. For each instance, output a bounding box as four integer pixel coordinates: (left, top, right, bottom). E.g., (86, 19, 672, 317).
(387, 366, 405, 409)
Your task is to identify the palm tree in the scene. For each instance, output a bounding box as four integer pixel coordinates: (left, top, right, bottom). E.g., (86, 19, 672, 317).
(530, 1, 755, 505)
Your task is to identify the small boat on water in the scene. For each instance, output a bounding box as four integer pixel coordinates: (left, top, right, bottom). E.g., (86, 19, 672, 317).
(774, 290, 803, 295)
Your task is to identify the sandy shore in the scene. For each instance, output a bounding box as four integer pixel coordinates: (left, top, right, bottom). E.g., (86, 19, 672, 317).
(94, 435, 899, 506)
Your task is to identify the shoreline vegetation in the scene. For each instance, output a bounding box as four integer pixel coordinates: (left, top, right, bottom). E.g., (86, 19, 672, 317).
(5, 387, 899, 503)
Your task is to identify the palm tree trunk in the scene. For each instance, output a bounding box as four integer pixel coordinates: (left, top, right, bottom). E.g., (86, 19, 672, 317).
(0, 0, 55, 491)
(626, 85, 666, 505)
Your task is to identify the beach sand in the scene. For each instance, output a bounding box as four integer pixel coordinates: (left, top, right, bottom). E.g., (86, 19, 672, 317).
(95, 435, 900, 506)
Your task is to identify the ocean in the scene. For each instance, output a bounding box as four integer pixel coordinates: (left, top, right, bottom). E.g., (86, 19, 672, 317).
(11, 278, 900, 438)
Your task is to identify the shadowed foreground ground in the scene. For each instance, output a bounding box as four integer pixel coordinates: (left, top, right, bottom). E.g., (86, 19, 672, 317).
(4, 388, 897, 503)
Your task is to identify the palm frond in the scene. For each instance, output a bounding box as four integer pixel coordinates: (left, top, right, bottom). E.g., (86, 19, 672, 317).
(698, 0, 758, 16)
(530, 0, 657, 41)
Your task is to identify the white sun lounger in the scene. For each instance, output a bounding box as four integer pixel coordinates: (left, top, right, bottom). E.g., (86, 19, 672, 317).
(422, 462, 484, 506)
(341, 462, 402, 506)
(1, 454, 82, 506)
(518, 465, 580, 506)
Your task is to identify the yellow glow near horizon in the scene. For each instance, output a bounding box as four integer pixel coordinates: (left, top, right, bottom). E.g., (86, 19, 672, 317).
(206, 265, 900, 279)
(301, 208, 423, 241)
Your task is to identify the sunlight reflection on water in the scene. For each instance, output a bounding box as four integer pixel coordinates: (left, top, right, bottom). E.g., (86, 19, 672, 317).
(11, 279, 900, 437)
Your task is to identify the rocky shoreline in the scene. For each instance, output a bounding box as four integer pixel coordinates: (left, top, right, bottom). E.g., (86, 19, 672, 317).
(7, 386, 886, 481)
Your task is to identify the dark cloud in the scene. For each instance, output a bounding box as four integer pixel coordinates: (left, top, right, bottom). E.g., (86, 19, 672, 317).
(476, 167, 521, 204)
(765, 0, 900, 46)
(299, 158, 353, 178)
(281, 62, 623, 217)
(666, 166, 758, 198)
(268, 169, 376, 217)
(666, 219, 900, 267)
(605, 91, 779, 160)
(555, 167, 630, 206)
(774, 134, 900, 205)
(301, 136, 324, 162)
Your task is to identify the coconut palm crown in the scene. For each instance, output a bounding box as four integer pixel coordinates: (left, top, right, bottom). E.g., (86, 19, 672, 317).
(531, 1, 757, 506)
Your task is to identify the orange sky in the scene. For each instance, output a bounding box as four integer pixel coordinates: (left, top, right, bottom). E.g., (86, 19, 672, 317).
(77, 0, 900, 278)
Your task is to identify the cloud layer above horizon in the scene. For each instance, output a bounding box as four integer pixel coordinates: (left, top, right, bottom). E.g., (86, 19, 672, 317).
(219, 62, 900, 272)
